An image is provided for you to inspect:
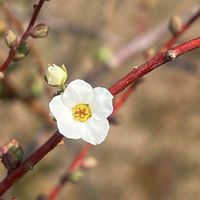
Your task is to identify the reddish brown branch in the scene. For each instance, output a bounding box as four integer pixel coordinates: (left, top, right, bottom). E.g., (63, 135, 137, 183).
(1, 36, 200, 196)
(109, 36, 200, 95)
(163, 8, 200, 51)
(0, 0, 46, 73)
(0, 131, 63, 196)
(48, 143, 92, 200)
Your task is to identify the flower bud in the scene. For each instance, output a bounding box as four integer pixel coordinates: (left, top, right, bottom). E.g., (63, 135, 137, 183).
(45, 64, 68, 88)
(31, 23, 49, 38)
(0, 139, 24, 173)
(5, 30, 17, 48)
(168, 15, 182, 35)
(67, 171, 84, 183)
(81, 157, 98, 169)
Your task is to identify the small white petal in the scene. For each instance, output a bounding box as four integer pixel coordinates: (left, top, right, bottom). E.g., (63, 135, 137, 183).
(62, 79, 94, 107)
(90, 87, 113, 120)
(49, 95, 73, 122)
(57, 120, 87, 139)
(82, 118, 110, 145)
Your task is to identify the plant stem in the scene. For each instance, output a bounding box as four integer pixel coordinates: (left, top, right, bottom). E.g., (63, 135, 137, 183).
(109, 36, 200, 95)
(0, 131, 63, 196)
(0, 0, 46, 73)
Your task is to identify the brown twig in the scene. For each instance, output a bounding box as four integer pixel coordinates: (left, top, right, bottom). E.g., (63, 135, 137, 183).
(0, 36, 200, 196)
(47, 143, 92, 200)
(0, 0, 47, 73)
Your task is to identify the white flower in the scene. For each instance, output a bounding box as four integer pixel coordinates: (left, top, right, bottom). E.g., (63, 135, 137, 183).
(49, 79, 113, 145)
(45, 64, 67, 87)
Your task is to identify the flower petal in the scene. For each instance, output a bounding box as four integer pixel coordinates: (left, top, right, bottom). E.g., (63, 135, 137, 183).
(62, 79, 94, 107)
(90, 87, 113, 120)
(57, 120, 88, 139)
(81, 118, 110, 145)
(49, 95, 73, 122)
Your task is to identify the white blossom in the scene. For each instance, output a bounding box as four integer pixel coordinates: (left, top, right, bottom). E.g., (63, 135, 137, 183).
(49, 79, 113, 145)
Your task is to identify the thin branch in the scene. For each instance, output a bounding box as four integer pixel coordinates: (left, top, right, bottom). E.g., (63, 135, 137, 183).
(163, 8, 200, 51)
(0, 131, 63, 196)
(48, 143, 92, 200)
(0, 0, 47, 73)
(1, 36, 200, 196)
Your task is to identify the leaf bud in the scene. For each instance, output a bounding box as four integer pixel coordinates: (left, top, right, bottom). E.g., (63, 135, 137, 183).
(31, 23, 49, 38)
(5, 30, 17, 48)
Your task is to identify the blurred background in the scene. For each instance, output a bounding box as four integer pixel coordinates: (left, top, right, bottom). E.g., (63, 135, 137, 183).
(1, 0, 200, 199)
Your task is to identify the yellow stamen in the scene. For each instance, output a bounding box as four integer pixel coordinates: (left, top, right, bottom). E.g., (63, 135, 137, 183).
(72, 104, 92, 122)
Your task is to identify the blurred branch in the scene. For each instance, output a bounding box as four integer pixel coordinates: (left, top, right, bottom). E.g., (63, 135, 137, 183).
(109, 7, 200, 68)
(47, 143, 92, 200)
(85, 7, 200, 83)
(2, 77, 54, 127)
(0, 0, 47, 74)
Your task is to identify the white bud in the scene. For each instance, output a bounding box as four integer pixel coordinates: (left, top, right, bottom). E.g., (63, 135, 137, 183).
(45, 64, 67, 87)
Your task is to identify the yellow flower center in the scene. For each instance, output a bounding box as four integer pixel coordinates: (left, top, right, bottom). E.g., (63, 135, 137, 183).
(72, 104, 92, 122)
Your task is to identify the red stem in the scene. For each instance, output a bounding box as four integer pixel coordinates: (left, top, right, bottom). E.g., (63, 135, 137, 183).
(0, 131, 63, 196)
(0, 0, 46, 73)
(163, 8, 200, 50)
(48, 143, 92, 200)
(109, 36, 200, 95)
(1, 37, 200, 196)
(112, 85, 135, 116)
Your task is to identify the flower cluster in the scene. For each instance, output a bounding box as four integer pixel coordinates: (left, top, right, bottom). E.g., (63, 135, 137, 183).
(49, 79, 113, 145)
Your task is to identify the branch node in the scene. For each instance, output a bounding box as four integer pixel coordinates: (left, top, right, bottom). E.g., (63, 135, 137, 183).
(166, 50, 177, 61)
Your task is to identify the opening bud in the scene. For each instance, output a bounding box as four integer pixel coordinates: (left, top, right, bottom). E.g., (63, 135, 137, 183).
(45, 64, 68, 88)
(31, 23, 49, 38)
(5, 30, 17, 48)
(0, 139, 24, 173)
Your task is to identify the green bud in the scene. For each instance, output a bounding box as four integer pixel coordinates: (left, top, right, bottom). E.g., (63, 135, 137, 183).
(5, 30, 17, 48)
(31, 23, 49, 38)
(13, 42, 29, 62)
(68, 171, 84, 183)
(45, 64, 68, 88)
(97, 47, 113, 64)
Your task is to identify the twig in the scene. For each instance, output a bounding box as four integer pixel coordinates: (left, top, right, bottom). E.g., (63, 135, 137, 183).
(0, 0, 47, 73)
(48, 143, 92, 200)
(109, 7, 200, 68)
(2, 77, 54, 126)
(163, 8, 200, 51)
(1, 36, 200, 196)
(2, 2, 47, 75)
(0, 131, 63, 196)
